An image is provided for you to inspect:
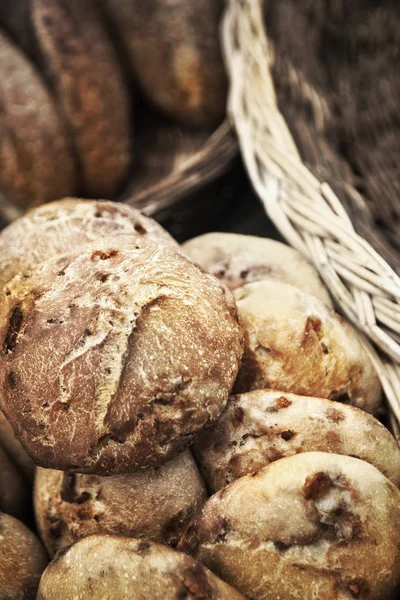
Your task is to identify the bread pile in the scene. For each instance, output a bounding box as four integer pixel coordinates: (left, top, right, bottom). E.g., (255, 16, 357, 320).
(0, 208, 399, 599)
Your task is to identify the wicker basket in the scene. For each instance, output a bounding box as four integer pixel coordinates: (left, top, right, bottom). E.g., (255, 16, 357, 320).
(222, 0, 400, 439)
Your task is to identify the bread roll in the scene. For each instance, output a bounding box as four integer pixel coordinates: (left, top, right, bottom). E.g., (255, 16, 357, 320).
(0, 512, 47, 600)
(180, 452, 400, 600)
(0, 198, 178, 290)
(100, 0, 227, 128)
(194, 389, 400, 492)
(37, 535, 245, 600)
(234, 279, 381, 413)
(35, 451, 206, 556)
(0, 443, 30, 521)
(0, 239, 243, 474)
(0, 411, 35, 481)
(0, 31, 75, 211)
(183, 232, 332, 306)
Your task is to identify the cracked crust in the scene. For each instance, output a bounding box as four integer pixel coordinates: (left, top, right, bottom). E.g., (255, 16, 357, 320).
(193, 389, 400, 492)
(0, 198, 178, 290)
(34, 450, 206, 556)
(37, 535, 245, 600)
(0, 238, 243, 474)
(0, 512, 48, 600)
(183, 232, 332, 306)
(234, 279, 381, 413)
(179, 452, 400, 600)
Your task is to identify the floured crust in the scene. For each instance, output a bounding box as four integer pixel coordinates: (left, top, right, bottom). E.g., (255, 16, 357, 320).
(34, 451, 206, 556)
(183, 232, 332, 306)
(234, 279, 381, 413)
(37, 535, 245, 600)
(0, 239, 243, 474)
(0, 512, 47, 600)
(0, 198, 178, 290)
(180, 452, 400, 600)
(194, 389, 400, 492)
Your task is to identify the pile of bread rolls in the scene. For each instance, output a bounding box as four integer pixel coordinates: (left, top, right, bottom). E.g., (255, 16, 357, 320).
(0, 200, 399, 599)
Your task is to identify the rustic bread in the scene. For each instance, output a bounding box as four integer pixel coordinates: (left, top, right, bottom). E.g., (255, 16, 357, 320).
(0, 31, 75, 212)
(0, 239, 243, 474)
(194, 389, 400, 492)
(34, 451, 206, 556)
(0, 512, 47, 600)
(37, 535, 245, 600)
(0, 411, 35, 481)
(180, 452, 400, 600)
(0, 443, 30, 521)
(100, 0, 227, 128)
(0, 198, 178, 290)
(234, 278, 381, 412)
(183, 232, 332, 306)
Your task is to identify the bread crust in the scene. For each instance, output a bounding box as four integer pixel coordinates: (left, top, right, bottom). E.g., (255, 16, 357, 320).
(194, 389, 400, 492)
(0, 239, 243, 473)
(234, 279, 381, 412)
(180, 452, 400, 600)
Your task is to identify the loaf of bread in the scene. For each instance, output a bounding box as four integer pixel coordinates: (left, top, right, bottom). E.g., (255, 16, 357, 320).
(0, 31, 75, 212)
(0, 198, 178, 290)
(194, 389, 400, 492)
(0, 411, 35, 481)
(0, 239, 243, 474)
(0, 443, 30, 521)
(100, 0, 227, 128)
(183, 232, 332, 306)
(0, 512, 47, 600)
(180, 452, 400, 600)
(34, 451, 206, 556)
(234, 278, 381, 412)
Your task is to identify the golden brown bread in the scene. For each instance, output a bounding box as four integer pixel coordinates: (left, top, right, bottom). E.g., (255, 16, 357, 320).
(234, 279, 381, 413)
(34, 451, 206, 556)
(183, 232, 333, 306)
(0, 238, 243, 474)
(194, 389, 400, 492)
(0, 512, 47, 599)
(0, 31, 76, 211)
(100, 0, 227, 128)
(0, 198, 178, 290)
(180, 452, 400, 600)
(37, 535, 245, 600)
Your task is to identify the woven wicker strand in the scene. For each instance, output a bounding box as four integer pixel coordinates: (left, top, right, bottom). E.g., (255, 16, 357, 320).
(222, 0, 400, 425)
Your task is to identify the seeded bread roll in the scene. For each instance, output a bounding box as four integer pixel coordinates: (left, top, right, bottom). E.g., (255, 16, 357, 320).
(234, 279, 381, 413)
(194, 389, 400, 493)
(37, 535, 245, 600)
(35, 451, 206, 556)
(180, 452, 400, 600)
(100, 0, 227, 128)
(0, 443, 30, 521)
(183, 232, 332, 306)
(0, 198, 178, 290)
(0, 239, 243, 474)
(0, 512, 47, 599)
(0, 411, 35, 481)
(0, 31, 75, 212)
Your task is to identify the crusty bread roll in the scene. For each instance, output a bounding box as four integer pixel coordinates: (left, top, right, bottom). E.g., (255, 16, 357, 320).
(0, 512, 47, 600)
(37, 535, 245, 600)
(34, 451, 206, 556)
(180, 452, 400, 600)
(183, 232, 332, 306)
(234, 279, 381, 413)
(0, 443, 31, 521)
(0, 411, 35, 481)
(0, 198, 177, 291)
(194, 389, 400, 492)
(0, 239, 243, 474)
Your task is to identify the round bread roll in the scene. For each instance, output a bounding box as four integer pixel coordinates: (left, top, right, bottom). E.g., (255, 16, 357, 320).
(183, 232, 332, 306)
(37, 535, 245, 600)
(180, 452, 400, 600)
(35, 451, 206, 556)
(0, 443, 31, 521)
(0, 411, 35, 481)
(0, 31, 75, 212)
(234, 279, 381, 413)
(0, 239, 243, 474)
(0, 512, 47, 599)
(100, 0, 227, 128)
(194, 389, 400, 493)
(0, 198, 178, 290)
